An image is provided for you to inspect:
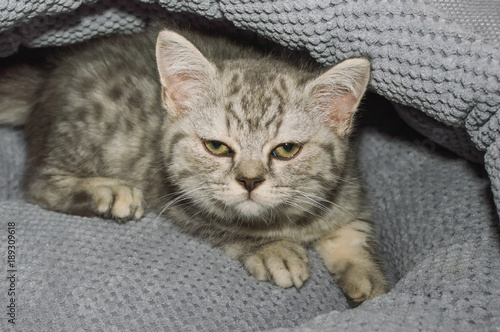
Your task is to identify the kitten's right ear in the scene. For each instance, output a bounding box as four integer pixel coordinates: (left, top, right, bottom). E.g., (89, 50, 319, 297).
(156, 31, 217, 116)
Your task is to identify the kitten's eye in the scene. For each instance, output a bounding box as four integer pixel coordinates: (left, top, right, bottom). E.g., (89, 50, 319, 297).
(204, 140, 233, 156)
(272, 143, 301, 160)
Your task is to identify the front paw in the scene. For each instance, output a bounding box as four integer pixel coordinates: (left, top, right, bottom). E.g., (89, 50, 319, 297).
(78, 177, 144, 221)
(334, 264, 389, 306)
(242, 240, 310, 288)
(315, 220, 389, 306)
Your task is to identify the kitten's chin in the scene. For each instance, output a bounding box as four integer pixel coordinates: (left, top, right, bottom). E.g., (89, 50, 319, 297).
(235, 199, 266, 218)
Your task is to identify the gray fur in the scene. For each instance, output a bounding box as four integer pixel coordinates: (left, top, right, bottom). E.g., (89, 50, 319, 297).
(0, 63, 46, 126)
(0, 28, 388, 304)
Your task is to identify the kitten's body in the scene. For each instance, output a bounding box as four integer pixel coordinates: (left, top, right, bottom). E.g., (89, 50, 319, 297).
(0, 28, 388, 304)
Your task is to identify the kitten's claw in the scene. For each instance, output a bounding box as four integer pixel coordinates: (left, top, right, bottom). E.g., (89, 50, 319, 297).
(243, 240, 310, 288)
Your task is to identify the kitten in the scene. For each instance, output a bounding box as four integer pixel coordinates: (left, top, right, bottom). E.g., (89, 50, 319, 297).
(0, 28, 389, 305)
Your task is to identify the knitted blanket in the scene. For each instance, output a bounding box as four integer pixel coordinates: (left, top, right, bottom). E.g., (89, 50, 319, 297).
(1, 1, 499, 331)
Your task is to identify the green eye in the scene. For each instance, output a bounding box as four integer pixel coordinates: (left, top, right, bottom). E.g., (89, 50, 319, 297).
(204, 140, 232, 155)
(272, 143, 301, 159)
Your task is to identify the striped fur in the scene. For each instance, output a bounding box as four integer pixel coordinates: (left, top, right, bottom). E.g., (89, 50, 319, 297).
(1, 28, 389, 304)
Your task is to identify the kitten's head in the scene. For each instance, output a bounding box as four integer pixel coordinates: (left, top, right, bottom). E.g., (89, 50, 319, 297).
(156, 30, 370, 225)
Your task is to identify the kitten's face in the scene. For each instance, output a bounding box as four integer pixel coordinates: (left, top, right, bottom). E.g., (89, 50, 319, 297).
(164, 64, 348, 223)
(156, 30, 369, 224)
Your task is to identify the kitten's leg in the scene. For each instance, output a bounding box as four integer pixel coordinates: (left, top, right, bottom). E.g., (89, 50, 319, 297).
(26, 173, 144, 221)
(315, 220, 389, 305)
(224, 240, 310, 288)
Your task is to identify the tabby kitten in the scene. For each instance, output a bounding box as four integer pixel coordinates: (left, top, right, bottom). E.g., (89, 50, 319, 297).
(0, 28, 389, 304)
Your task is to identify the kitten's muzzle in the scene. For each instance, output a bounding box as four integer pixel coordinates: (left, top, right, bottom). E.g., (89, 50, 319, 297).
(236, 176, 265, 192)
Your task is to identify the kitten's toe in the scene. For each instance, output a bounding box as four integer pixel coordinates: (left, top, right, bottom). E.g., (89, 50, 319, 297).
(243, 240, 310, 289)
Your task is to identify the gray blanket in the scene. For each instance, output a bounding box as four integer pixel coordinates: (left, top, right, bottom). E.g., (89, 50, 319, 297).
(1, 0, 499, 331)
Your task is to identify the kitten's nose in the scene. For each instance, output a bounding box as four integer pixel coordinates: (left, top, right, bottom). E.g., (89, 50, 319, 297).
(236, 176, 265, 192)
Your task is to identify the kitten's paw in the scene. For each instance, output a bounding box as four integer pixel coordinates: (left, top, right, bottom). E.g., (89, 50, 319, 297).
(315, 220, 389, 306)
(335, 265, 389, 306)
(81, 178, 144, 221)
(243, 241, 310, 288)
(94, 185, 144, 221)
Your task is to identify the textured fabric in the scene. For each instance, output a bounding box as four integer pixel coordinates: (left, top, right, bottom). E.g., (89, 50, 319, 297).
(426, 0, 500, 46)
(394, 103, 485, 163)
(1, 0, 500, 330)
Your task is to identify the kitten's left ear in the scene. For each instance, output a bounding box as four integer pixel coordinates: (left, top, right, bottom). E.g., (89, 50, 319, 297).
(306, 58, 370, 136)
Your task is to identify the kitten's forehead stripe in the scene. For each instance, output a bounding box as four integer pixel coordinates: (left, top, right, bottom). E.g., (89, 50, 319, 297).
(264, 114, 277, 129)
(242, 69, 262, 87)
(274, 91, 285, 116)
(260, 97, 272, 114)
(225, 101, 244, 127)
(230, 73, 239, 83)
(279, 77, 288, 94)
(229, 73, 242, 95)
(273, 118, 283, 138)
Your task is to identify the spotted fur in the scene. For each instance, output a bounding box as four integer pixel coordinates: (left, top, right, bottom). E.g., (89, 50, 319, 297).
(0, 28, 389, 304)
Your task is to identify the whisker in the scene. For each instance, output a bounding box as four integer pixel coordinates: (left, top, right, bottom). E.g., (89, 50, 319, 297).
(153, 185, 209, 221)
(291, 189, 358, 220)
